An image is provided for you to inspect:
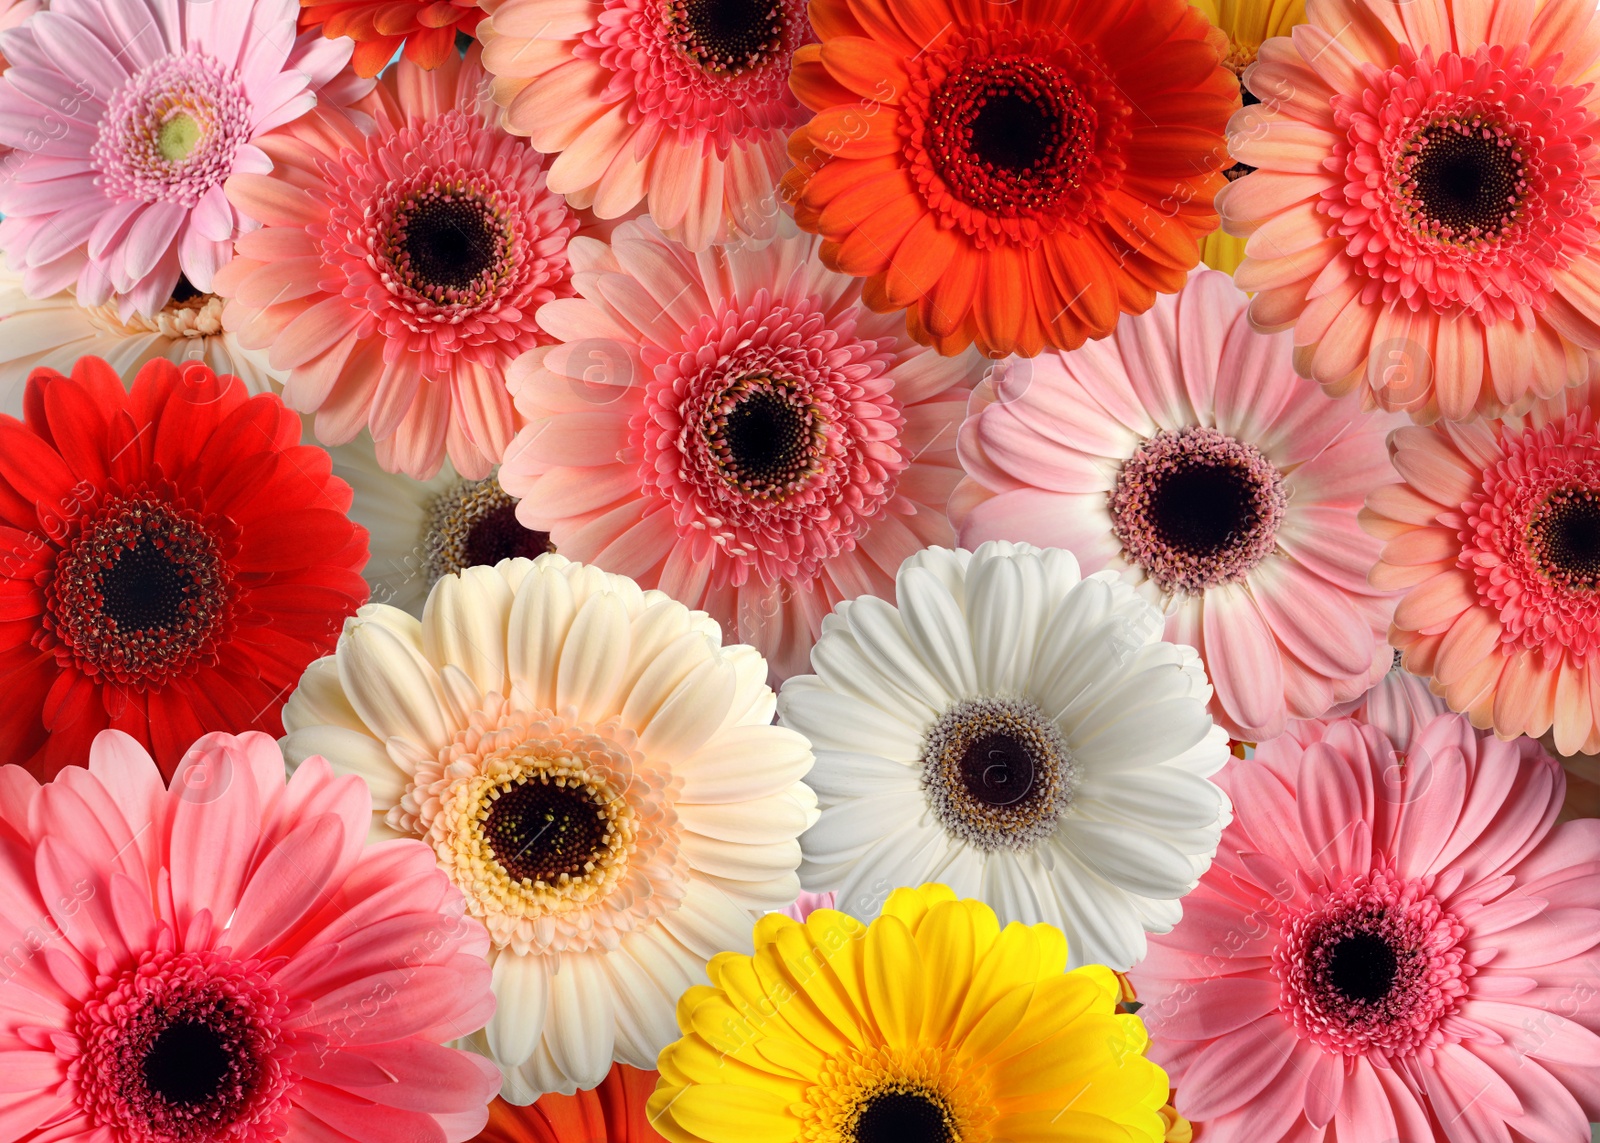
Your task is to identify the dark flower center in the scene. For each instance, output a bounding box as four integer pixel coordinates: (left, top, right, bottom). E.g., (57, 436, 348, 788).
(1224, 81, 1259, 181)
(1325, 931, 1400, 1003)
(425, 476, 552, 586)
(1404, 121, 1527, 240)
(670, 0, 786, 73)
(959, 731, 1036, 809)
(853, 1089, 955, 1143)
(464, 501, 553, 570)
(101, 536, 194, 632)
(392, 192, 507, 298)
(169, 274, 204, 305)
(706, 380, 822, 501)
(1148, 463, 1259, 556)
(143, 1019, 233, 1106)
(1529, 487, 1600, 589)
(483, 777, 615, 885)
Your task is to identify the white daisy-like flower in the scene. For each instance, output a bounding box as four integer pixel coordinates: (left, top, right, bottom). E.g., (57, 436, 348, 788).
(778, 540, 1232, 971)
(325, 429, 554, 615)
(0, 265, 281, 415)
(280, 553, 817, 1100)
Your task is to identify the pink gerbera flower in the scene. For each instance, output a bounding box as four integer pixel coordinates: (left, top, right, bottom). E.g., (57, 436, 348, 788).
(1221, 0, 1600, 421)
(0, 0, 38, 70)
(1365, 377, 1600, 755)
(476, 0, 811, 250)
(952, 268, 1401, 742)
(217, 48, 582, 480)
(0, 728, 501, 1143)
(497, 218, 985, 681)
(1133, 711, 1600, 1142)
(0, 0, 366, 321)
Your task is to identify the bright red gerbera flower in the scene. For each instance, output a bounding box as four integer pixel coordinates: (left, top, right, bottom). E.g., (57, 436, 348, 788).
(0, 356, 369, 778)
(299, 0, 485, 76)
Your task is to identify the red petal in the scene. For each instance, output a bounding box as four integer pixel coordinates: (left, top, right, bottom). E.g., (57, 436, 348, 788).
(235, 509, 360, 572)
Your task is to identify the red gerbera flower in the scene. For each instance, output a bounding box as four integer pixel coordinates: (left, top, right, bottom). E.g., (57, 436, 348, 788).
(0, 356, 369, 778)
(299, 0, 485, 77)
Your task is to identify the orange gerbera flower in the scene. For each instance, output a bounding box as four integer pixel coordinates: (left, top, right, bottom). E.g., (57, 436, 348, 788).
(474, 1066, 663, 1142)
(782, 0, 1238, 358)
(300, 0, 485, 76)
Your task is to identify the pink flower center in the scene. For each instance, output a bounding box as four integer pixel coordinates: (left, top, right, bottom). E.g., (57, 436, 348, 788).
(41, 489, 238, 685)
(72, 948, 294, 1143)
(1108, 427, 1286, 594)
(901, 30, 1131, 249)
(1324, 44, 1599, 320)
(1463, 412, 1600, 663)
(92, 53, 252, 207)
(639, 294, 906, 587)
(581, 0, 810, 156)
(1276, 871, 1471, 1057)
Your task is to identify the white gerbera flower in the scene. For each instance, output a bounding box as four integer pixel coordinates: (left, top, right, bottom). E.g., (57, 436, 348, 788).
(280, 553, 817, 1099)
(324, 429, 554, 615)
(779, 540, 1232, 971)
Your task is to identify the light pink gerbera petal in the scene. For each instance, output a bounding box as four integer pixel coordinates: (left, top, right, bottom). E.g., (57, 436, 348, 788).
(0, 729, 499, 1143)
(953, 268, 1402, 740)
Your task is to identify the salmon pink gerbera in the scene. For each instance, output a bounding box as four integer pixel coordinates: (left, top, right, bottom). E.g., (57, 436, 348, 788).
(1133, 711, 1600, 1142)
(1366, 377, 1600, 756)
(477, 0, 811, 250)
(781, 0, 1237, 358)
(496, 218, 986, 681)
(217, 48, 582, 480)
(0, 729, 501, 1143)
(1222, 0, 1600, 421)
(299, 0, 486, 77)
(0, 0, 366, 321)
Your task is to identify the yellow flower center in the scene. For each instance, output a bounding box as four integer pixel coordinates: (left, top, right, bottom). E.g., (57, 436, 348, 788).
(800, 1046, 995, 1143)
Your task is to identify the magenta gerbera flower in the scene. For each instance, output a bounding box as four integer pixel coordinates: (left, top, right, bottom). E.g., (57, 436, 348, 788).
(1133, 712, 1600, 1141)
(496, 217, 986, 681)
(218, 48, 582, 480)
(951, 268, 1403, 741)
(1221, 0, 1600, 421)
(0, 728, 500, 1143)
(0, 0, 366, 321)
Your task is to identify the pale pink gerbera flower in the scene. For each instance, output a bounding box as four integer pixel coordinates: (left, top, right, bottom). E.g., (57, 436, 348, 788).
(952, 269, 1402, 742)
(1221, 0, 1600, 422)
(0, 0, 38, 70)
(1365, 377, 1600, 756)
(0, 729, 501, 1142)
(476, 0, 810, 250)
(498, 217, 986, 681)
(217, 48, 582, 480)
(0, 0, 365, 321)
(1133, 712, 1600, 1142)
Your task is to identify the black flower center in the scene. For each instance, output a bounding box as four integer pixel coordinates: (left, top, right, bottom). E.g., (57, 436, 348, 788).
(100, 536, 193, 632)
(1148, 462, 1260, 557)
(969, 91, 1057, 173)
(398, 196, 503, 291)
(853, 1090, 954, 1143)
(143, 1019, 233, 1106)
(1325, 931, 1399, 1003)
(169, 274, 204, 305)
(707, 382, 821, 500)
(425, 477, 552, 586)
(671, 0, 786, 73)
(959, 731, 1036, 809)
(482, 778, 613, 885)
(1530, 487, 1600, 589)
(1407, 123, 1526, 239)
(463, 501, 553, 570)
(1224, 80, 1258, 182)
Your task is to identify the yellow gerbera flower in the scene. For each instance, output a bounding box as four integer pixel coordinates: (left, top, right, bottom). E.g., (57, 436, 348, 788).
(647, 884, 1172, 1143)
(1191, 0, 1307, 273)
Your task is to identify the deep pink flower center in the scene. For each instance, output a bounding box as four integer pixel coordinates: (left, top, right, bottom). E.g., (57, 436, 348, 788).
(92, 52, 252, 208)
(72, 949, 294, 1143)
(41, 489, 238, 686)
(1276, 871, 1470, 1057)
(1108, 426, 1285, 594)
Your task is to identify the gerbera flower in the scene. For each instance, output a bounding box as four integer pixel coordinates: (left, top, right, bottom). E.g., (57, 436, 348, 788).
(777, 890, 834, 921)
(0, 356, 369, 779)
(217, 48, 582, 480)
(474, 1066, 663, 1143)
(952, 268, 1399, 741)
(477, 0, 810, 251)
(498, 218, 983, 682)
(0, 267, 281, 417)
(1319, 653, 1447, 744)
(1221, 0, 1600, 421)
(300, 0, 485, 76)
(0, 0, 366, 321)
(1187, 0, 1306, 273)
(779, 541, 1232, 972)
(279, 553, 817, 1098)
(650, 883, 1175, 1143)
(780, 0, 1236, 358)
(324, 429, 552, 615)
(0, 728, 501, 1143)
(1132, 712, 1600, 1142)
(0, 0, 38, 71)
(1365, 376, 1600, 755)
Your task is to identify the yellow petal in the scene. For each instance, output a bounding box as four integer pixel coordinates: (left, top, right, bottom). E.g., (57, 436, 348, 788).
(864, 914, 924, 1049)
(649, 1085, 801, 1143)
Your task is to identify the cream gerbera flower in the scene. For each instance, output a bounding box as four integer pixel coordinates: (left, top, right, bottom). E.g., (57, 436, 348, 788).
(280, 554, 817, 1100)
